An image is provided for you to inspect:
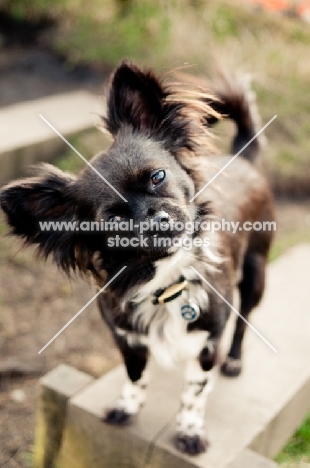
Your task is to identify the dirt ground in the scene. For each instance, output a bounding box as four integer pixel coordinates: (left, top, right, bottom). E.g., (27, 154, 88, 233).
(0, 200, 309, 468)
(0, 225, 121, 468)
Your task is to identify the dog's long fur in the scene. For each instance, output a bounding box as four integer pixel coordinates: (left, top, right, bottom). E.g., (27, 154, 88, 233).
(0, 61, 274, 455)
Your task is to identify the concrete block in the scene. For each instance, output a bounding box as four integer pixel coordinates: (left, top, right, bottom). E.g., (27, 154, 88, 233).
(227, 449, 279, 468)
(54, 245, 310, 467)
(0, 91, 101, 185)
(34, 364, 93, 468)
(59, 365, 199, 468)
(250, 369, 310, 458)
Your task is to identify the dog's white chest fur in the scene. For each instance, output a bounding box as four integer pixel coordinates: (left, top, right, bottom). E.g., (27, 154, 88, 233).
(123, 251, 210, 368)
(146, 300, 209, 368)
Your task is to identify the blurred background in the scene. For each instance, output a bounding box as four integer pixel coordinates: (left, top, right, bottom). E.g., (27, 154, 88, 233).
(0, 1, 309, 467)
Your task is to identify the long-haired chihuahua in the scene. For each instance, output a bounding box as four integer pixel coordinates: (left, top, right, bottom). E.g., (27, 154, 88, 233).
(0, 61, 274, 455)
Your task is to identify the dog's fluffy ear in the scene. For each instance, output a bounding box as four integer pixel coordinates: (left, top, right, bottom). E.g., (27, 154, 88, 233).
(104, 60, 164, 134)
(0, 164, 91, 273)
(103, 60, 219, 157)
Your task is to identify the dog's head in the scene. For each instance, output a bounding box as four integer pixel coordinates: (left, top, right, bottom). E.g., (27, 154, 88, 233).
(0, 61, 217, 273)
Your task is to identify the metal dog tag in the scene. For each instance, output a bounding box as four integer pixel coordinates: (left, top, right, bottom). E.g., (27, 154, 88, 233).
(181, 300, 200, 322)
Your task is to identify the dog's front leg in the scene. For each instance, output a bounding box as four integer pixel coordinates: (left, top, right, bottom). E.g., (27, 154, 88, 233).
(175, 342, 217, 455)
(104, 338, 149, 426)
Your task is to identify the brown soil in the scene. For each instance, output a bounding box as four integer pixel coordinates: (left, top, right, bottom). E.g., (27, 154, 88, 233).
(0, 222, 120, 468)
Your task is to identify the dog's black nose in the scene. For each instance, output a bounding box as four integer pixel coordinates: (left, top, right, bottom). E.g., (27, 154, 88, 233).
(153, 211, 171, 225)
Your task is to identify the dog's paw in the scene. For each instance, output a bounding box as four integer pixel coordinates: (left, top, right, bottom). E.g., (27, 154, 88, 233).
(103, 407, 133, 426)
(174, 432, 208, 455)
(220, 357, 242, 377)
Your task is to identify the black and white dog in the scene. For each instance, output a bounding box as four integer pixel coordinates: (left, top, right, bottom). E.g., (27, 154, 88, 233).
(0, 61, 274, 455)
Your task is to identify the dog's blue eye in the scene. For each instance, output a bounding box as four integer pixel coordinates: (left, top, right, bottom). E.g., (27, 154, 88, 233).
(151, 170, 165, 186)
(107, 215, 122, 222)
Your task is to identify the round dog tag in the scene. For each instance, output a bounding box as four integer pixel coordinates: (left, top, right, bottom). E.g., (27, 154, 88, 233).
(180, 302, 200, 322)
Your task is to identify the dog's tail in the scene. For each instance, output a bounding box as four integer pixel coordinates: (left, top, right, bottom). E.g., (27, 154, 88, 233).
(205, 72, 265, 164)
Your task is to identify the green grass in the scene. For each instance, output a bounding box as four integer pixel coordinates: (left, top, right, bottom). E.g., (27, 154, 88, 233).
(211, 4, 240, 40)
(2, 0, 170, 66)
(53, 129, 110, 173)
(24, 451, 34, 468)
(0, 216, 6, 236)
(269, 227, 310, 262)
(24, 450, 62, 468)
(57, 3, 170, 66)
(53, 134, 91, 173)
(275, 413, 310, 465)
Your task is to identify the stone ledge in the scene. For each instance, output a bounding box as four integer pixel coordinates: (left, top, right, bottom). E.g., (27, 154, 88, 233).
(37, 245, 310, 467)
(0, 91, 101, 185)
(227, 449, 279, 468)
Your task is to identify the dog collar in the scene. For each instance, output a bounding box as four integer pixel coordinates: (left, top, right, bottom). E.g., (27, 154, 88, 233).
(153, 276, 188, 305)
(152, 276, 201, 322)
